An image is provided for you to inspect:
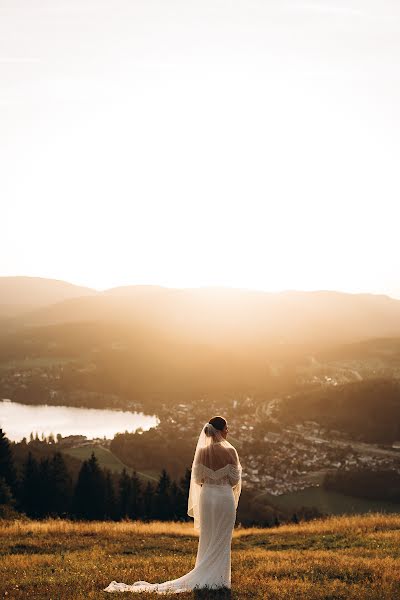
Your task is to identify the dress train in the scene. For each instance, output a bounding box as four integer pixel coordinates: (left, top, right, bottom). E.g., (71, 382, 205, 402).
(104, 483, 236, 594)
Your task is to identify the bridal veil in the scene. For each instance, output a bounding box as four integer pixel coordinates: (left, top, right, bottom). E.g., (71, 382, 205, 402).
(187, 421, 242, 530)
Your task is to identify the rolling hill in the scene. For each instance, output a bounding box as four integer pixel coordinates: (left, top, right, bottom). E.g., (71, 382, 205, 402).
(2, 277, 400, 347)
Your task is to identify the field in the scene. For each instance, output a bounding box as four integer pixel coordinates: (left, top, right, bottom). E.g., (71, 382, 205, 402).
(1, 513, 399, 599)
(62, 444, 159, 481)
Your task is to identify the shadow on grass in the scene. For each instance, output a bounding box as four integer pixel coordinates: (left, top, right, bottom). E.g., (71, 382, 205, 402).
(193, 588, 232, 599)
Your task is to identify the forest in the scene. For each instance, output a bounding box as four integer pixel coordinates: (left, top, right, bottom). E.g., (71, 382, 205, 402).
(323, 467, 400, 502)
(1, 429, 308, 526)
(277, 378, 400, 443)
(0, 427, 193, 522)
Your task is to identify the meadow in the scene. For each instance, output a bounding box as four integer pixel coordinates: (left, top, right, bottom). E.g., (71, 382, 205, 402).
(63, 444, 159, 481)
(1, 513, 399, 599)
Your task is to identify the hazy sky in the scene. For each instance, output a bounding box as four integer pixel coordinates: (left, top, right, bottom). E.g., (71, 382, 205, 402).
(1, 1, 399, 297)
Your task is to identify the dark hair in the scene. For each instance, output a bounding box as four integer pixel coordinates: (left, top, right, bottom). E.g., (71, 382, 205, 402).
(204, 415, 226, 436)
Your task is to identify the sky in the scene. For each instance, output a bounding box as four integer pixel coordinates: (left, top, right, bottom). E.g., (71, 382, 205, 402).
(1, 0, 400, 298)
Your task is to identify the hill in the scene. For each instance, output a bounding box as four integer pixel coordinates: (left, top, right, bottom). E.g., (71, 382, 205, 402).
(2, 279, 400, 413)
(0, 513, 399, 599)
(278, 378, 400, 443)
(2, 277, 400, 346)
(61, 443, 159, 482)
(0, 276, 97, 320)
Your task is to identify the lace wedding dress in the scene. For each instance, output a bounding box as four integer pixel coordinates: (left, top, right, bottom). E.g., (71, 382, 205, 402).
(104, 423, 242, 594)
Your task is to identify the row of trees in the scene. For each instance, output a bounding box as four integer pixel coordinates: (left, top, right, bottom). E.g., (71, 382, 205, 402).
(323, 467, 400, 502)
(0, 429, 192, 521)
(279, 378, 400, 444)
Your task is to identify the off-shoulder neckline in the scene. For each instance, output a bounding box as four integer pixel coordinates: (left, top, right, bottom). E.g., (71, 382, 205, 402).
(196, 463, 239, 473)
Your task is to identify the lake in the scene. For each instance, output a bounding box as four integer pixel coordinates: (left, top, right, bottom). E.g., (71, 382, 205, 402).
(0, 399, 159, 442)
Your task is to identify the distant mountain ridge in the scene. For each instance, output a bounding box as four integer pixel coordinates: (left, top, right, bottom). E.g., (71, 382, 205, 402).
(1, 276, 400, 346)
(0, 276, 97, 319)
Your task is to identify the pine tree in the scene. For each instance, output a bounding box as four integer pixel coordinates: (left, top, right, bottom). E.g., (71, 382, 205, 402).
(291, 512, 299, 524)
(37, 457, 52, 517)
(20, 452, 40, 517)
(73, 460, 91, 518)
(130, 471, 142, 520)
(104, 470, 117, 520)
(87, 451, 107, 519)
(143, 481, 154, 520)
(179, 469, 192, 522)
(154, 469, 172, 521)
(73, 452, 107, 519)
(180, 468, 191, 500)
(0, 477, 13, 505)
(118, 468, 132, 519)
(0, 429, 17, 495)
(169, 480, 186, 520)
(50, 451, 72, 516)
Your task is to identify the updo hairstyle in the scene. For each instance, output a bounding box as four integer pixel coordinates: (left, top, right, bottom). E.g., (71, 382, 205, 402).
(204, 415, 227, 437)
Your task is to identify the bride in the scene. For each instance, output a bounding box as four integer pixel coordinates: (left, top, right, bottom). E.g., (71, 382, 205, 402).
(104, 415, 242, 594)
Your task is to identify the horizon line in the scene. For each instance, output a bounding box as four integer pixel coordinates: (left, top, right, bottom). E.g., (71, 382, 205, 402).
(0, 274, 399, 301)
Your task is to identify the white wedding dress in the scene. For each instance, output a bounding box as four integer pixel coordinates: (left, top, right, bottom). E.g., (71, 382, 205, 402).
(104, 439, 242, 594)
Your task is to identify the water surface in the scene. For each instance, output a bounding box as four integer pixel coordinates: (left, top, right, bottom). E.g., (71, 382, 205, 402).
(0, 399, 159, 442)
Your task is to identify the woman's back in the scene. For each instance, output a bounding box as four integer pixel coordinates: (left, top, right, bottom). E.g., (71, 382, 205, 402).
(193, 444, 241, 487)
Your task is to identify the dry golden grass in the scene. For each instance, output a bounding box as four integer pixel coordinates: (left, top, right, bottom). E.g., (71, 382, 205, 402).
(1, 512, 399, 599)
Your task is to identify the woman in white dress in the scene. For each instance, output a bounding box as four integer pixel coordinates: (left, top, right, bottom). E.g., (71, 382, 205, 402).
(104, 416, 242, 594)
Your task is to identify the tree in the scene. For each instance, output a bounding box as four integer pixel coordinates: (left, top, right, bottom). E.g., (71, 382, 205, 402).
(291, 512, 299, 524)
(20, 452, 40, 517)
(130, 471, 142, 520)
(169, 480, 186, 520)
(104, 470, 117, 520)
(49, 452, 72, 516)
(73, 452, 107, 519)
(180, 468, 191, 500)
(118, 468, 132, 519)
(143, 481, 154, 520)
(36, 457, 52, 517)
(0, 477, 13, 506)
(154, 469, 172, 520)
(0, 429, 17, 495)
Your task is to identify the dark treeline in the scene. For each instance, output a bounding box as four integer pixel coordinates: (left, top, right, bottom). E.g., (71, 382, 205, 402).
(0, 428, 191, 521)
(323, 467, 400, 503)
(1, 429, 321, 526)
(278, 378, 400, 444)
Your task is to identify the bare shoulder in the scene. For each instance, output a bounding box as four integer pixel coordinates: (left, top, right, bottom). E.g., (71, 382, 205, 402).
(225, 445, 239, 463)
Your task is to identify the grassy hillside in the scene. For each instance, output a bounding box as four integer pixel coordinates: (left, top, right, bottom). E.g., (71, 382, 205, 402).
(62, 444, 159, 481)
(0, 513, 399, 599)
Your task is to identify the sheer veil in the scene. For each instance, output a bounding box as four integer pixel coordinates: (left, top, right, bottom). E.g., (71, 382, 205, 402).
(187, 421, 242, 530)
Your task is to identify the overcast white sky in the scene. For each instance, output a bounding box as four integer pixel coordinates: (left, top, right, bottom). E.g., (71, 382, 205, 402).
(1, 0, 399, 297)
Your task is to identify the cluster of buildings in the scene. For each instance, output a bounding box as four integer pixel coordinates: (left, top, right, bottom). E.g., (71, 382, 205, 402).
(156, 402, 400, 497)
